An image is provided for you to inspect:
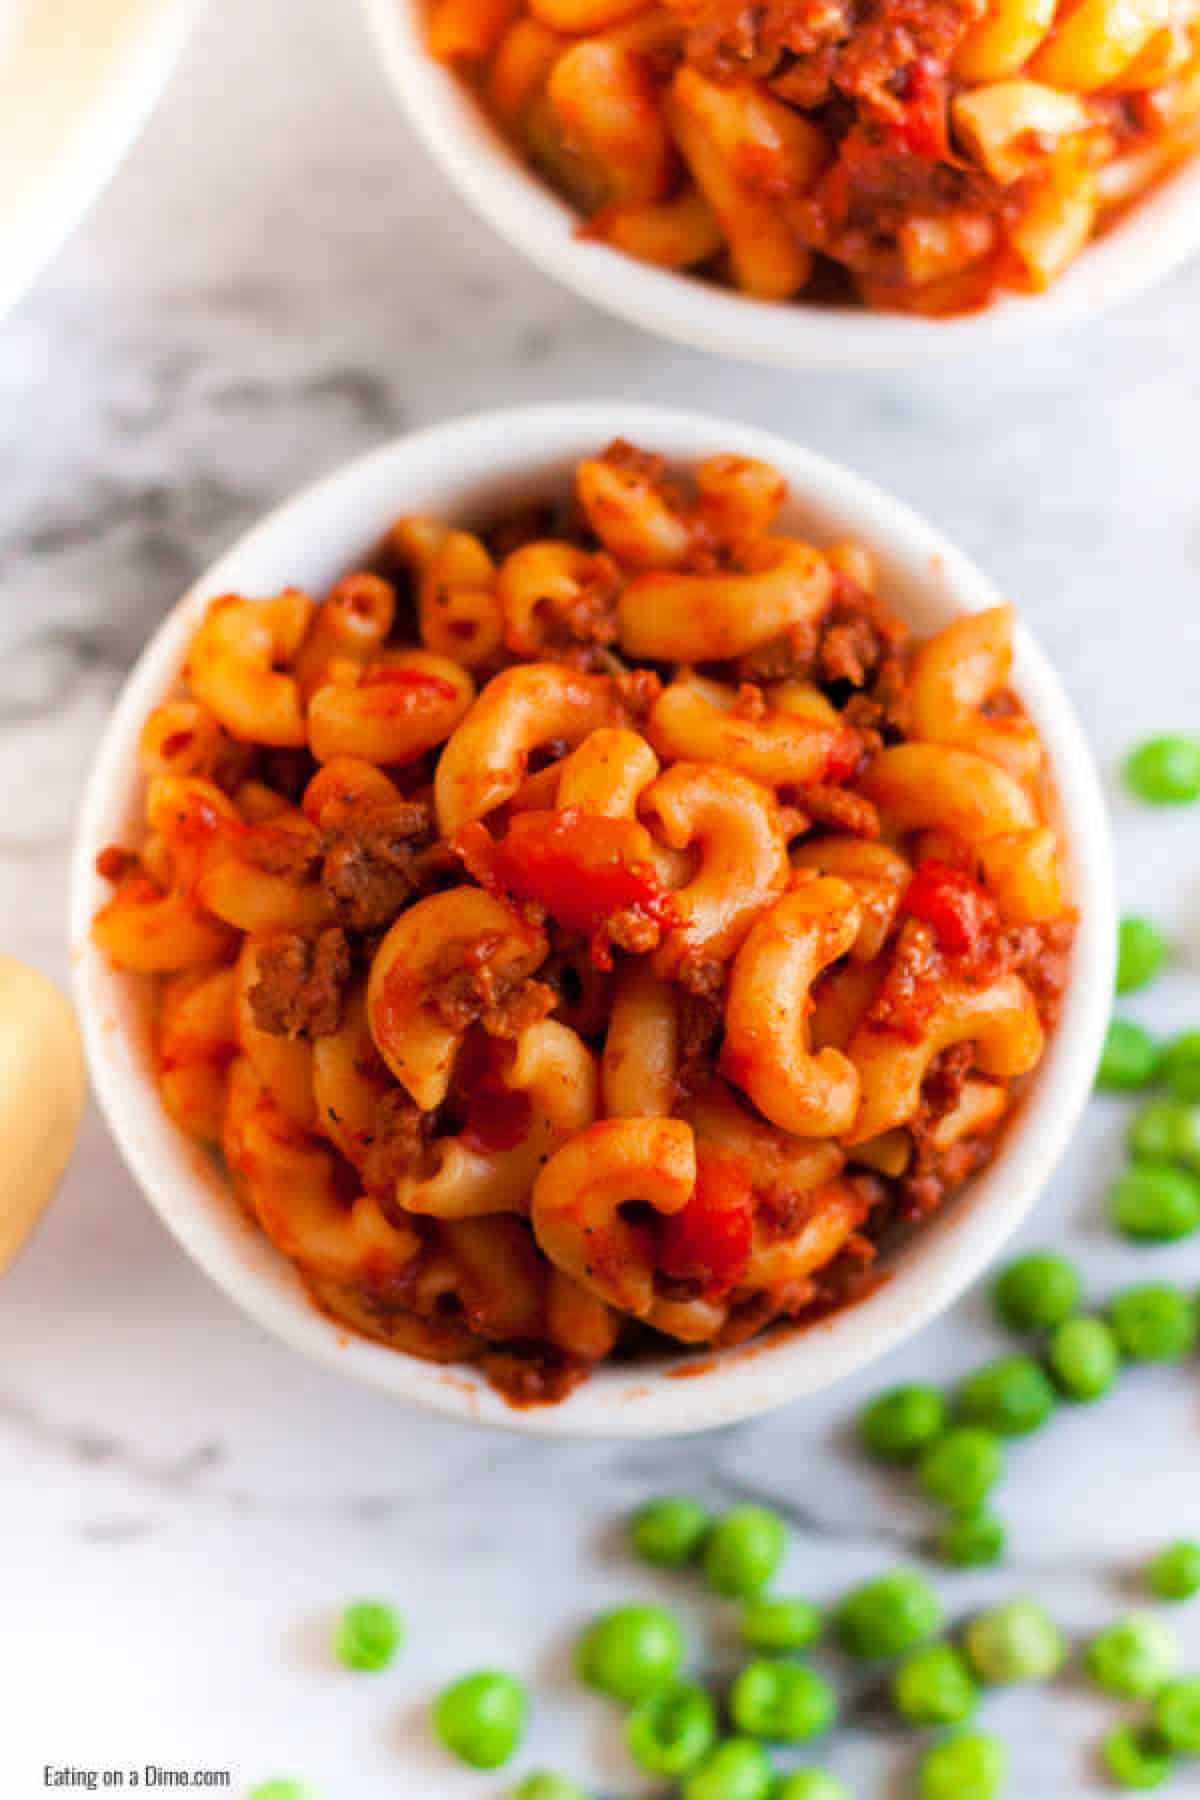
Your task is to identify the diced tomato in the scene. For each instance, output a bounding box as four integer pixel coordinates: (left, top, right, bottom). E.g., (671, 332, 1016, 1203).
(658, 1154, 754, 1300)
(901, 857, 997, 956)
(462, 1082, 533, 1154)
(457, 809, 676, 944)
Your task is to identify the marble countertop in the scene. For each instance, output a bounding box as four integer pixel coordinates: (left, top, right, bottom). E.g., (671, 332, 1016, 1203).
(3, 1, 1200, 1794)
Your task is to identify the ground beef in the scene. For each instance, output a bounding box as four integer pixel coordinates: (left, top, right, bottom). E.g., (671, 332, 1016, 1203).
(864, 918, 941, 1041)
(361, 1089, 433, 1199)
(917, 1040, 974, 1128)
(480, 1347, 590, 1406)
(322, 800, 434, 931)
(898, 1133, 996, 1218)
(241, 820, 325, 883)
(261, 747, 319, 803)
(612, 667, 663, 722)
(248, 928, 351, 1039)
(800, 783, 879, 837)
(735, 619, 821, 684)
(424, 932, 554, 1039)
(606, 909, 664, 956)
(676, 982, 726, 1093)
(1003, 914, 1077, 1029)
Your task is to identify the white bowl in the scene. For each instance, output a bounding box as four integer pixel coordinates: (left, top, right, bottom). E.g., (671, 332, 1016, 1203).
(362, 0, 1200, 370)
(0, 0, 197, 328)
(70, 403, 1115, 1436)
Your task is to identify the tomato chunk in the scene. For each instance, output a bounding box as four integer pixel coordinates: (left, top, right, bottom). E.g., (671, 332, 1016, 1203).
(457, 809, 676, 944)
(901, 857, 997, 955)
(658, 1153, 754, 1299)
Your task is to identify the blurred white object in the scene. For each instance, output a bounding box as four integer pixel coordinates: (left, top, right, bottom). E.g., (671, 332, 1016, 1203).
(0, 0, 196, 326)
(0, 954, 86, 1272)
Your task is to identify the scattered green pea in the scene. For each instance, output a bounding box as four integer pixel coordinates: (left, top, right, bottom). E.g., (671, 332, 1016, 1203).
(681, 1737, 774, 1800)
(963, 1600, 1065, 1685)
(1086, 1615, 1178, 1699)
(1128, 1102, 1200, 1168)
(1148, 1540, 1200, 1602)
(630, 1496, 712, 1567)
(740, 1595, 822, 1653)
(626, 1683, 717, 1777)
(918, 1427, 1003, 1512)
(1154, 1676, 1200, 1753)
(1110, 1161, 1200, 1241)
(1102, 1724, 1174, 1791)
(703, 1505, 789, 1599)
(1097, 1021, 1160, 1093)
(993, 1251, 1083, 1331)
(730, 1660, 836, 1743)
(576, 1605, 684, 1701)
(1124, 736, 1200, 806)
(1117, 918, 1168, 995)
(433, 1670, 528, 1769)
(892, 1642, 979, 1726)
(333, 1599, 404, 1672)
(1162, 1031, 1200, 1102)
(937, 1510, 1007, 1568)
(1046, 1315, 1121, 1401)
(513, 1775, 589, 1800)
(956, 1356, 1057, 1438)
(775, 1772, 850, 1800)
(917, 1730, 1007, 1800)
(859, 1385, 947, 1463)
(1109, 1284, 1198, 1362)
(832, 1569, 943, 1660)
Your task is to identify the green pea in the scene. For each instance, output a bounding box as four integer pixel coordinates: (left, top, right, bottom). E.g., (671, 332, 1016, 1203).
(992, 1251, 1083, 1331)
(729, 1660, 836, 1743)
(1148, 1540, 1200, 1602)
(937, 1510, 1007, 1568)
(703, 1505, 788, 1598)
(740, 1595, 822, 1653)
(1162, 1030, 1200, 1102)
(956, 1356, 1057, 1437)
(513, 1776, 589, 1800)
(246, 1785, 322, 1800)
(626, 1683, 717, 1777)
(333, 1599, 404, 1672)
(1125, 736, 1200, 805)
(859, 1385, 947, 1463)
(681, 1738, 774, 1800)
(918, 1427, 1003, 1511)
(1154, 1676, 1200, 1753)
(1109, 1284, 1198, 1362)
(775, 1773, 850, 1800)
(917, 1730, 1006, 1800)
(576, 1605, 684, 1701)
(1110, 1161, 1200, 1242)
(1097, 1021, 1160, 1093)
(1086, 1615, 1178, 1699)
(1117, 918, 1168, 995)
(892, 1643, 978, 1727)
(1102, 1724, 1174, 1791)
(1046, 1315, 1121, 1401)
(1128, 1103, 1200, 1167)
(630, 1496, 712, 1567)
(832, 1569, 942, 1660)
(433, 1670, 528, 1769)
(963, 1600, 1065, 1684)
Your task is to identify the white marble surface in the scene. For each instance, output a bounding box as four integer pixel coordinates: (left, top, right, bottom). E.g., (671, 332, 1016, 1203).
(3, 1, 1200, 1794)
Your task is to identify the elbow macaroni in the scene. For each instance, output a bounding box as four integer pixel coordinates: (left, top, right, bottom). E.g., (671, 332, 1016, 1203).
(93, 444, 1074, 1404)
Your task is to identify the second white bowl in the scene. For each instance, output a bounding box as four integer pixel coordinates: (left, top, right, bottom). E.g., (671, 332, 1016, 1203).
(363, 0, 1200, 371)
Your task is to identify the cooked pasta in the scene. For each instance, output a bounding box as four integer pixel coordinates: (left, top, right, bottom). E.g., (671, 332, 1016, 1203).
(429, 0, 1200, 312)
(93, 443, 1075, 1404)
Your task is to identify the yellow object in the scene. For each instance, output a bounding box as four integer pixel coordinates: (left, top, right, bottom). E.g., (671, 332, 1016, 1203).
(0, 956, 86, 1272)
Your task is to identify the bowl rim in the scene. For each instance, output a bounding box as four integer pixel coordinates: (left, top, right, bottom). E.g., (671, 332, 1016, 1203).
(69, 401, 1116, 1438)
(360, 0, 1200, 371)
